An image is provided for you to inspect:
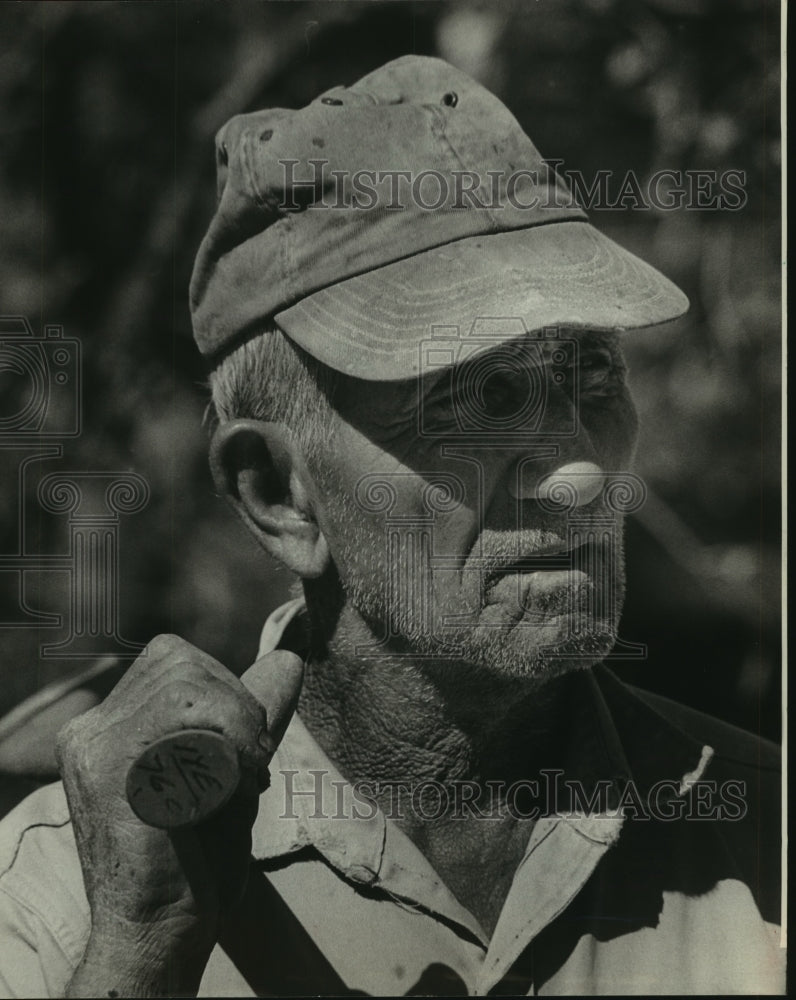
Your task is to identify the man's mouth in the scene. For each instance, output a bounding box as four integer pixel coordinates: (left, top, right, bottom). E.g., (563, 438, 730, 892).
(482, 541, 597, 601)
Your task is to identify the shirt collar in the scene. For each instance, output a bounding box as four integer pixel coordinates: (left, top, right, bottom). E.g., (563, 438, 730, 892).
(252, 710, 387, 883)
(251, 600, 713, 876)
(252, 598, 386, 882)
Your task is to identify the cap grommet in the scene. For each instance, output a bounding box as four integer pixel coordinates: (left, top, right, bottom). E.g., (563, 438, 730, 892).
(321, 96, 344, 106)
(441, 91, 459, 107)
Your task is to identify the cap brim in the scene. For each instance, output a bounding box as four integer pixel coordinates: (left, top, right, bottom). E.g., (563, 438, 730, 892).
(274, 221, 689, 381)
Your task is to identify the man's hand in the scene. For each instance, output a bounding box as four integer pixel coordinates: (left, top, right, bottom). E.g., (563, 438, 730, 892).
(54, 635, 303, 998)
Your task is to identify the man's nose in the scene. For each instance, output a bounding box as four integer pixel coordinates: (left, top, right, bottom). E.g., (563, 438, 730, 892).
(508, 459, 606, 507)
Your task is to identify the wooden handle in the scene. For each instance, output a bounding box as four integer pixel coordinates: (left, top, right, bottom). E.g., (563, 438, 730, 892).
(125, 647, 304, 830)
(126, 729, 241, 829)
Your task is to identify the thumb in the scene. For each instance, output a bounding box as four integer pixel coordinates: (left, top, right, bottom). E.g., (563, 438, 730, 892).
(240, 649, 304, 752)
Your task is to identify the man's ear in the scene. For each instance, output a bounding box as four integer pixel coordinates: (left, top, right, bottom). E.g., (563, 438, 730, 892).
(209, 419, 330, 578)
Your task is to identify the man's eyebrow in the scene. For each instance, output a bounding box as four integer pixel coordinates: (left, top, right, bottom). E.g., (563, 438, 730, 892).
(422, 367, 453, 392)
(570, 330, 622, 350)
(416, 331, 624, 394)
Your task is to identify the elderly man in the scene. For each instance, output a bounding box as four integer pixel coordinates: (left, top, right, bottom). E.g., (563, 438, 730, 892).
(0, 57, 782, 997)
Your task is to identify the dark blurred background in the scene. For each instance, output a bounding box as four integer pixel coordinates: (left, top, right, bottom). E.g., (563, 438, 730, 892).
(0, 1, 781, 808)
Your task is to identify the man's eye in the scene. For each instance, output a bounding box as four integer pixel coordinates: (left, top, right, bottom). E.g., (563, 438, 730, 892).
(430, 372, 520, 413)
(478, 373, 519, 414)
(578, 352, 624, 397)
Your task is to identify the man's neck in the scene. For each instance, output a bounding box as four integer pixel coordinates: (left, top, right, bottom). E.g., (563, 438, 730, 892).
(298, 592, 568, 783)
(296, 594, 572, 935)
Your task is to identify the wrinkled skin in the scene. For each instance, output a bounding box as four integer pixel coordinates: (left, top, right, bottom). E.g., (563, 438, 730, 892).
(307, 331, 638, 679)
(56, 636, 302, 997)
(291, 331, 640, 933)
(58, 330, 639, 992)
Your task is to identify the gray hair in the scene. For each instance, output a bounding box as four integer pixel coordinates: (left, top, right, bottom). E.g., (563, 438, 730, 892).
(208, 324, 338, 459)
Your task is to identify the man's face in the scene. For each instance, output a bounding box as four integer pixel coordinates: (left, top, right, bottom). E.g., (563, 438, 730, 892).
(308, 329, 639, 684)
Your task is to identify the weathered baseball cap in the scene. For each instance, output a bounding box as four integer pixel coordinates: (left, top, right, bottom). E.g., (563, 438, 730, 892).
(190, 55, 688, 380)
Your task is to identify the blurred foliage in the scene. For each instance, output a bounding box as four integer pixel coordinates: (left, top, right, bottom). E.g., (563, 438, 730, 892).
(0, 1, 781, 746)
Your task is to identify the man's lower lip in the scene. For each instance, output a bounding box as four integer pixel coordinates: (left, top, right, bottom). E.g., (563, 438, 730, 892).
(484, 568, 589, 605)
